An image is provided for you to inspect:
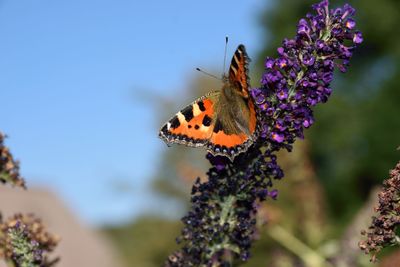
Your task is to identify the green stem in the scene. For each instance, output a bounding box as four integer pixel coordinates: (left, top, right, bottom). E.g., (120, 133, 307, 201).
(267, 224, 333, 267)
(207, 195, 240, 262)
(219, 195, 235, 226)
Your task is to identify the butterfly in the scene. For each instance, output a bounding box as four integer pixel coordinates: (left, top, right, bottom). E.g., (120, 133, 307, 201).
(159, 44, 257, 161)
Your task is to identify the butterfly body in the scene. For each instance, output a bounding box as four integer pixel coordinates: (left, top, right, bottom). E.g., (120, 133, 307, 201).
(159, 45, 257, 161)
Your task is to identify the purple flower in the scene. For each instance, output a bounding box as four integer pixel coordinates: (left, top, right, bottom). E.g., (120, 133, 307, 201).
(297, 19, 311, 36)
(265, 57, 275, 69)
(353, 31, 363, 44)
(331, 26, 343, 36)
(303, 118, 313, 128)
(269, 189, 279, 200)
(342, 3, 356, 18)
(206, 154, 227, 171)
(259, 102, 269, 112)
(302, 54, 316, 66)
(277, 88, 288, 100)
(271, 132, 285, 143)
(275, 119, 287, 131)
(345, 18, 356, 29)
(322, 72, 333, 83)
(254, 93, 266, 105)
(277, 57, 288, 68)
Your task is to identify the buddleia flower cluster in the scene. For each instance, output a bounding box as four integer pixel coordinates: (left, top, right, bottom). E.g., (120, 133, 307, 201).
(0, 132, 26, 188)
(359, 161, 400, 262)
(252, 0, 362, 148)
(0, 214, 60, 267)
(164, 0, 362, 266)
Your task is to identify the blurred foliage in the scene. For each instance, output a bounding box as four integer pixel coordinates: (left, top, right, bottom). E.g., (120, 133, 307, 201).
(103, 0, 400, 266)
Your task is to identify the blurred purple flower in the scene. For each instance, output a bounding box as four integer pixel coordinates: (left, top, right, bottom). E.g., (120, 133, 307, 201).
(359, 161, 400, 262)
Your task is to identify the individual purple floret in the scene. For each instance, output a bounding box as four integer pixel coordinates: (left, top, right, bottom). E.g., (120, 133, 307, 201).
(164, 0, 362, 266)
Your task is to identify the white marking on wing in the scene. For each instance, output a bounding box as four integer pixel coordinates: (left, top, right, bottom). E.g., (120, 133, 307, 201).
(193, 103, 201, 116)
(177, 112, 185, 122)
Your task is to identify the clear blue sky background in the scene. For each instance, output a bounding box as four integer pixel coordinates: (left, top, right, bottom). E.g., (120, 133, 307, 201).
(0, 0, 270, 226)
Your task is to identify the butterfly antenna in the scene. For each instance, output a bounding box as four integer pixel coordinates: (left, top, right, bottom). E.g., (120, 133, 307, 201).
(196, 68, 221, 81)
(223, 36, 229, 76)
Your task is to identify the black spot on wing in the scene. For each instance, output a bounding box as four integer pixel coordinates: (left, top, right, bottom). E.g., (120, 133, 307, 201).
(194, 125, 199, 130)
(181, 105, 194, 122)
(202, 115, 212, 127)
(170, 116, 180, 129)
(213, 119, 223, 133)
(197, 101, 206, 111)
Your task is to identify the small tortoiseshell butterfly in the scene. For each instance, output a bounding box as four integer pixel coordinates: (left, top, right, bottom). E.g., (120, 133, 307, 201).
(159, 45, 257, 161)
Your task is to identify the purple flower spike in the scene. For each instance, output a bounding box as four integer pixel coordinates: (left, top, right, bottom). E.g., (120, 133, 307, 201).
(253, 0, 362, 158)
(164, 1, 362, 266)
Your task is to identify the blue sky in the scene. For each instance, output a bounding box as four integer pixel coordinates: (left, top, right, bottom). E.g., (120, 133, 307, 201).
(0, 0, 270, 226)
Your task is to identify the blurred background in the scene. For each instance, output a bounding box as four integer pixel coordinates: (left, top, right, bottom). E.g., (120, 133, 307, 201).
(0, 0, 399, 266)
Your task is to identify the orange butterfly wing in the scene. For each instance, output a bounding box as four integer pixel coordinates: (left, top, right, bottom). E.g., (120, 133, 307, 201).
(159, 92, 218, 148)
(228, 44, 250, 99)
